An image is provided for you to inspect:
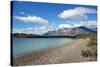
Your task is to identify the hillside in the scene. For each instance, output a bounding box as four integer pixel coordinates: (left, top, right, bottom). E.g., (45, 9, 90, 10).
(44, 26, 97, 37)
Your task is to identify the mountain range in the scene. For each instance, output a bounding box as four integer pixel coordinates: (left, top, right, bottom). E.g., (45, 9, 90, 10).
(43, 26, 97, 36)
(13, 26, 97, 38)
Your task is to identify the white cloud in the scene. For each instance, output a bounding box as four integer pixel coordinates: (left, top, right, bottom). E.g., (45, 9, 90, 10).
(13, 27, 34, 34)
(13, 24, 56, 34)
(13, 27, 47, 35)
(58, 24, 71, 28)
(58, 7, 96, 20)
(14, 15, 48, 24)
(58, 20, 97, 29)
(80, 21, 97, 27)
(88, 21, 97, 27)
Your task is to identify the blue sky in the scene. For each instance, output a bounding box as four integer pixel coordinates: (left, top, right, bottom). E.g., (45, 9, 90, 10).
(12, 1, 97, 34)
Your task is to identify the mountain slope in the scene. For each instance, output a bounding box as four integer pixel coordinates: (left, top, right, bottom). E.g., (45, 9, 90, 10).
(43, 26, 97, 36)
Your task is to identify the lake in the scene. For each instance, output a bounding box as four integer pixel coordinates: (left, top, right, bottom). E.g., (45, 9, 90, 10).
(13, 38, 74, 57)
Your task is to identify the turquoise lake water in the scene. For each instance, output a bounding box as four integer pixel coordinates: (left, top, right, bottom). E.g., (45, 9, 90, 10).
(13, 38, 74, 57)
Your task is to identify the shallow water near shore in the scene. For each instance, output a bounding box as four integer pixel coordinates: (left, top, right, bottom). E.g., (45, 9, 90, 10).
(13, 38, 74, 57)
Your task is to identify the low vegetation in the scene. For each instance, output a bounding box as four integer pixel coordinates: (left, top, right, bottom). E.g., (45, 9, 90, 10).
(77, 33, 97, 57)
(88, 36, 97, 57)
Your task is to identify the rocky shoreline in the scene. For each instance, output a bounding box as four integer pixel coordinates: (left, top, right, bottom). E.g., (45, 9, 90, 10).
(13, 39, 97, 66)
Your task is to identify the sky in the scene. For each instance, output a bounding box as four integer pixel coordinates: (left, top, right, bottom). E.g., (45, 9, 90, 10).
(12, 1, 97, 34)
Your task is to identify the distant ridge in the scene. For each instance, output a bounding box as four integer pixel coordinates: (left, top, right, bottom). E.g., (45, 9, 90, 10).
(43, 26, 97, 36)
(12, 26, 97, 38)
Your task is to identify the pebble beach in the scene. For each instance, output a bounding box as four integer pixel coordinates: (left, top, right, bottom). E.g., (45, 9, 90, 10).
(13, 39, 97, 66)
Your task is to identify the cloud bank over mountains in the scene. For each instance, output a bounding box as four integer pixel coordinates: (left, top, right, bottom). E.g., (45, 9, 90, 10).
(13, 20, 97, 34)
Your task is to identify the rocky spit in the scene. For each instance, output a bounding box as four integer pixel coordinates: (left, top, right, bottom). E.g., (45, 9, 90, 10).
(13, 39, 97, 66)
